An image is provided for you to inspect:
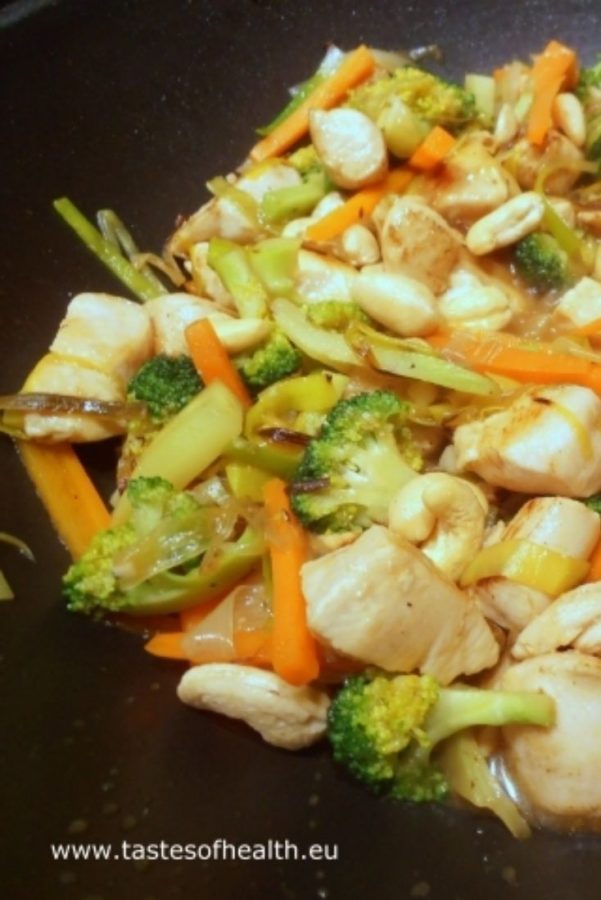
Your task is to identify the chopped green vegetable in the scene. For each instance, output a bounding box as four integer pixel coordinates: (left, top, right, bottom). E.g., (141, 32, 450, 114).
(237, 331, 302, 393)
(248, 238, 300, 296)
(305, 301, 369, 330)
(207, 238, 268, 318)
(259, 170, 329, 225)
(514, 232, 571, 291)
(127, 355, 203, 422)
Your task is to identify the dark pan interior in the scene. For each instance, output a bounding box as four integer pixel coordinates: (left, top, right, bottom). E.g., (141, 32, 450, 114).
(2, 1, 601, 897)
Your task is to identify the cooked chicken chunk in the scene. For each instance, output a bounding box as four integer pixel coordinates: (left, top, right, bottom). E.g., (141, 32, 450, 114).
(511, 131, 585, 195)
(22, 292, 153, 442)
(146, 293, 270, 356)
(309, 108, 388, 190)
(429, 134, 515, 225)
(50, 292, 153, 385)
(177, 663, 329, 750)
(296, 249, 357, 303)
(554, 277, 601, 330)
(454, 385, 601, 496)
(500, 652, 601, 819)
(475, 497, 599, 632)
(302, 525, 499, 685)
(513, 582, 601, 659)
(372, 196, 462, 294)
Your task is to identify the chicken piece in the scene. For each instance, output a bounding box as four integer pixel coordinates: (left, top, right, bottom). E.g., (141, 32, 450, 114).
(21, 354, 124, 442)
(475, 497, 599, 633)
(168, 162, 301, 254)
(499, 652, 601, 819)
(429, 134, 515, 225)
(438, 267, 514, 331)
(309, 108, 388, 190)
(302, 525, 499, 685)
(454, 385, 601, 497)
(296, 249, 357, 303)
(511, 130, 584, 195)
(554, 277, 601, 330)
(146, 293, 270, 356)
(512, 582, 601, 659)
(352, 267, 439, 337)
(372, 196, 462, 294)
(50, 292, 153, 385)
(177, 663, 329, 750)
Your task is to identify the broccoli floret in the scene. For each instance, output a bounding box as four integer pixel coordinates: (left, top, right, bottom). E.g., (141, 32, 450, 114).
(128, 355, 202, 422)
(328, 671, 555, 803)
(513, 233, 571, 292)
(237, 331, 301, 393)
(290, 390, 422, 532)
(584, 495, 601, 517)
(348, 65, 478, 133)
(305, 301, 370, 330)
(64, 476, 263, 616)
(575, 60, 601, 160)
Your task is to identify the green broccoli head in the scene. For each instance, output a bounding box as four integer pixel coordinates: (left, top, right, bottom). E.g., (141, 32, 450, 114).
(127, 354, 203, 422)
(348, 65, 478, 133)
(63, 476, 264, 617)
(237, 331, 301, 392)
(584, 495, 601, 517)
(304, 301, 370, 331)
(328, 671, 555, 804)
(513, 232, 571, 292)
(291, 390, 422, 532)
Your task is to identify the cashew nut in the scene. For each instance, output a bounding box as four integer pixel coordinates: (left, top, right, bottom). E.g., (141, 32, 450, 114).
(388, 472, 488, 581)
(339, 223, 381, 266)
(352, 266, 439, 336)
(552, 92, 586, 147)
(309, 108, 388, 190)
(466, 191, 545, 255)
(438, 268, 514, 331)
(177, 663, 330, 750)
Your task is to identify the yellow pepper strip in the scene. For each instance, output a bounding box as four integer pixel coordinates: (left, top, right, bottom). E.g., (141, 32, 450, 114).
(460, 539, 589, 596)
(18, 442, 110, 560)
(245, 371, 347, 438)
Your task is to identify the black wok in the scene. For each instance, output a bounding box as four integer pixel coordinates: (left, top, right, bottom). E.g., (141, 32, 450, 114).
(2, 1, 601, 897)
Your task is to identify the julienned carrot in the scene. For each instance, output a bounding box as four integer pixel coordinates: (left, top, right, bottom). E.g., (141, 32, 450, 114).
(527, 40, 578, 146)
(263, 478, 319, 686)
(18, 441, 110, 560)
(185, 318, 251, 407)
(305, 168, 413, 242)
(409, 126, 456, 171)
(586, 540, 601, 583)
(145, 632, 189, 660)
(427, 331, 601, 394)
(250, 45, 375, 162)
(145, 627, 273, 666)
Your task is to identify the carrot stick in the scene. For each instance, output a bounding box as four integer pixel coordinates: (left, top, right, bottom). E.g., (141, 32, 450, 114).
(234, 629, 273, 666)
(306, 168, 413, 242)
(145, 632, 189, 660)
(429, 330, 601, 395)
(586, 541, 601, 583)
(180, 595, 225, 632)
(250, 45, 375, 162)
(263, 478, 319, 685)
(18, 441, 110, 559)
(409, 125, 456, 171)
(185, 318, 251, 407)
(528, 40, 578, 146)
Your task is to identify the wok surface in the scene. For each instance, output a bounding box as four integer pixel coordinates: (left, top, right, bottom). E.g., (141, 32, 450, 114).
(2, 1, 601, 897)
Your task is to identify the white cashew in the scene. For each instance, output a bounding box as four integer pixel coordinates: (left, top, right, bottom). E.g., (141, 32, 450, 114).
(309, 108, 388, 190)
(552, 92, 586, 147)
(339, 223, 381, 266)
(177, 663, 330, 750)
(388, 473, 488, 581)
(352, 266, 439, 336)
(438, 268, 514, 332)
(466, 191, 545, 255)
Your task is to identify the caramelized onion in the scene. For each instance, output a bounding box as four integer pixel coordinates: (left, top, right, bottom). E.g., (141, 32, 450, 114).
(0, 392, 147, 421)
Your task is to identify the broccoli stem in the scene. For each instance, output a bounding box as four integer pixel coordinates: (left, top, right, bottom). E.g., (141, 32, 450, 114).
(259, 172, 328, 225)
(256, 71, 326, 136)
(248, 238, 300, 296)
(425, 687, 555, 746)
(207, 238, 268, 318)
(53, 197, 167, 302)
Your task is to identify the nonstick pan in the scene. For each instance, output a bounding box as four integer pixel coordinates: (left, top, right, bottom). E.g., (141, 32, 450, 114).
(2, 1, 601, 898)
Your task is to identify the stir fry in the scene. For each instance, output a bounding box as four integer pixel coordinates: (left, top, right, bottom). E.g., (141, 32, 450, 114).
(8, 38, 601, 838)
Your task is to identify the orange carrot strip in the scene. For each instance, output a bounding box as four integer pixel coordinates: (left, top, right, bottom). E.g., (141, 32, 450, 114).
(234, 629, 273, 666)
(185, 318, 251, 407)
(18, 441, 110, 560)
(409, 125, 456, 171)
(528, 40, 578, 146)
(180, 595, 226, 632)
(306, 168, 413, 242)
(263, 478, 319, 685)
(427, 331, 601, 394)
(574, 317, 601, 338)
(145, 632, 189, 660)
(250, 45, 375, 162)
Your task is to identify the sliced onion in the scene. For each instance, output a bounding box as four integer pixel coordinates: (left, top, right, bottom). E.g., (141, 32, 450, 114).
(182, 590, 237, 663)
(0, 532, 34, 561)
(0, 392, 147, 421)
(131, 252, 186, 287)
(368, 47, 412, 71)
(233, 582, 272, 632)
